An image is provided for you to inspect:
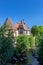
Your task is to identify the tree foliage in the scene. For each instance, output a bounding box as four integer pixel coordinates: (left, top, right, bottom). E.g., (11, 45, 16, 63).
(35, 31, 43, 65)
(16, 35, 29, 53)
(39, 26, 43, 32)
(28, 35, 35, 49)
(31, 25, 40, 36)
(0, 25, 15, 65)
(38, 38, 43, 65)
(14, 35, 30, 64)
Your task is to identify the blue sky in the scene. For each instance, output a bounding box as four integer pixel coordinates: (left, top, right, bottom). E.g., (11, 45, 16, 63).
(0, 0, 43, 28)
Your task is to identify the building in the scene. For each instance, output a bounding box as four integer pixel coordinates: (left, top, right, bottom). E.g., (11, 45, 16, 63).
(3, 18, 30, 37)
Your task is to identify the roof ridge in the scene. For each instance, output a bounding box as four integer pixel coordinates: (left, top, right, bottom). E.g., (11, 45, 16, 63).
(4, 17, 15, 30)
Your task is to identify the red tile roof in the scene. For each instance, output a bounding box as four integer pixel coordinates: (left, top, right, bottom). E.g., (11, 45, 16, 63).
(4, 18, 30, 31)
(15, 19, 30, 31)
(15, 22, 20, 29)
(4, 18, 15, 30)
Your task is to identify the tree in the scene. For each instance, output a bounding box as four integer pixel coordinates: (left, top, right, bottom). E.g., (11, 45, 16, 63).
(38, 38, 43, 65)
(28, 35, 35, 49)
(35, 30, 43, 46)
(39, 26, 43, 32)
(12, 35, 30, 64)
(31, 25, 40, 36)
(0, 25, 15, 65)
(16, 35, 30, 53)
(36, 31, 43, 65)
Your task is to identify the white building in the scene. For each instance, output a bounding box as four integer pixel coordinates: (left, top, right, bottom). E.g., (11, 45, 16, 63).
(4, 18, 30, 36)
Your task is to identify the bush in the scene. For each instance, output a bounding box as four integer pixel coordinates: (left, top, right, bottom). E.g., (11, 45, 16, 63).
(15, 35, 30, 64)
(38, 39, 43, 64)
(28, 35, 35, 49)
(36, 33, 43, 65)
(16, 35, 30, 53)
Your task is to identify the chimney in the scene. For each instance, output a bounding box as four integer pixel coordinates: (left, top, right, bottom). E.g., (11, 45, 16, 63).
(20, 19, 25, 24)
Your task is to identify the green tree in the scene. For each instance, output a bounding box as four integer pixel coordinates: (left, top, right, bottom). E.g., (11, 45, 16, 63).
(15, 35, 30, 64)
(28, 35, 35, 49)
(35, 31, 43, 46)
(38, 39, 43, 65)
(16, 35, 29, 53)
(0, 25, 15, 65)
(36, 32, 43, 65)
(39, 26, 43, 32)
(31, 25, 39, 36)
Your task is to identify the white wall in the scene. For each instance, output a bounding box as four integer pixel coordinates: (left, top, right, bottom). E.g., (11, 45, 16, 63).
(23, 31, 26, 35)
(27, 31, 30, 35)
(13, 30, 19, 37)
(16, 30, 19, 36)
(13, 33, 15, 37)
(23, 30, 30, 35)
(13, 30, 30, 37)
